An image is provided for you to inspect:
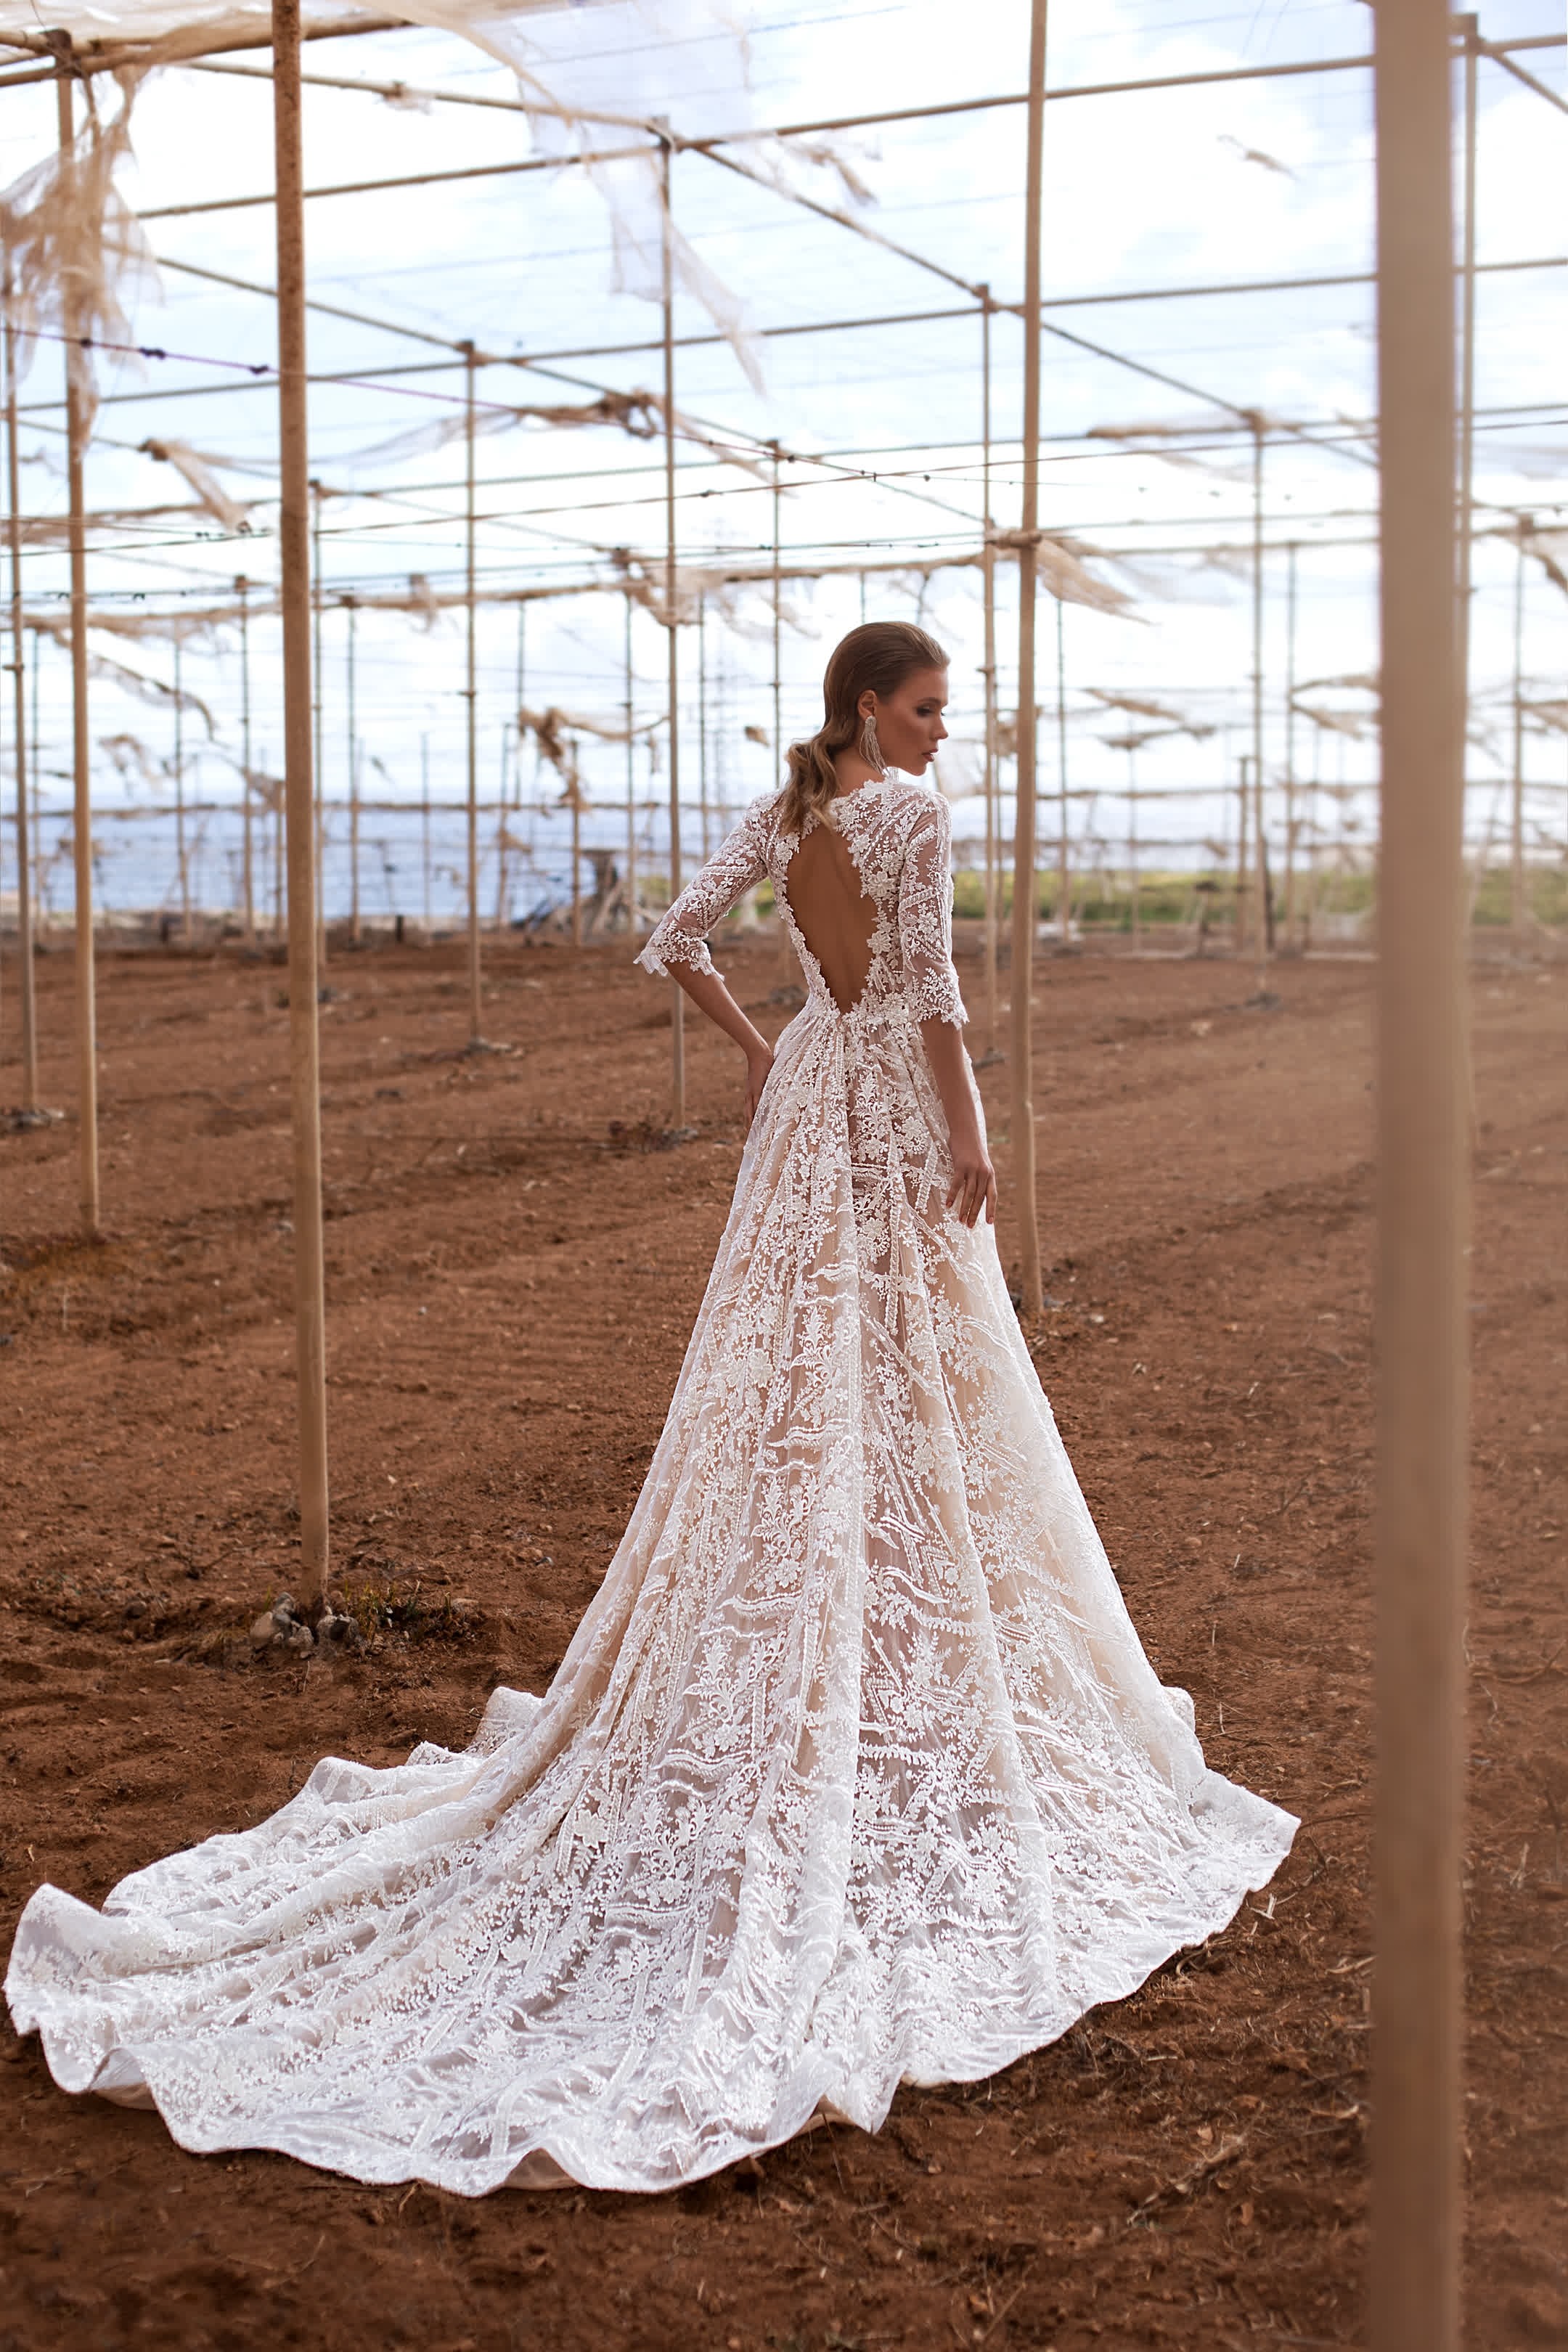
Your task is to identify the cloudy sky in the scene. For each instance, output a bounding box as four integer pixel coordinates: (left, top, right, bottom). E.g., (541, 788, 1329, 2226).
(1, 0, 1562, 920)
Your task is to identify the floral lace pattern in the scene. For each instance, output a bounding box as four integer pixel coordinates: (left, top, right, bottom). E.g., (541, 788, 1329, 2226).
(637, 778, 968, 1028)
(6, 777, 1296, 2197)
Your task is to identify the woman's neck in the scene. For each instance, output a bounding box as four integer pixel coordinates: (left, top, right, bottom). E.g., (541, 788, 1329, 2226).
(830, 744, 883, 796)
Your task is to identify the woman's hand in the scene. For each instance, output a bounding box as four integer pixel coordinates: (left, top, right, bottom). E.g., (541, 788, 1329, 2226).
(944, 1121, 997, 1228)
(745, 1046, 775, 1133)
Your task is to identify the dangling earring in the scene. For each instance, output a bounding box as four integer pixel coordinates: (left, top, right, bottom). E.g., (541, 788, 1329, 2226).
(859, 710, 887, 774)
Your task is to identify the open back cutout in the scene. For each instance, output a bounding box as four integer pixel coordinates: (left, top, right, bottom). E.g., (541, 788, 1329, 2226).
(780, 814, 879, 1013)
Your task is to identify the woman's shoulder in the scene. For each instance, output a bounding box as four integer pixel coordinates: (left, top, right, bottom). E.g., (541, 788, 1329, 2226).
(883, 777, 951, 838)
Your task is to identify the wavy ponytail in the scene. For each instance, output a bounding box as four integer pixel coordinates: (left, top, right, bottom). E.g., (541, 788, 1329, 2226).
(777, 621, 947, 836)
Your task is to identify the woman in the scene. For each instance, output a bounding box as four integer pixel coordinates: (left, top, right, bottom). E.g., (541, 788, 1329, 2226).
(7, 621, 1295, 2197)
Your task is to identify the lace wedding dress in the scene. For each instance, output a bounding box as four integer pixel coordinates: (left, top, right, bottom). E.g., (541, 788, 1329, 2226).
(7, 776, 1295, 2196)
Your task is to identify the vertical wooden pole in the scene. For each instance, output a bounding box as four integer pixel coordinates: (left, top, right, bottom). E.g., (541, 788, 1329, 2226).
(1236, 751, 1251, 952)
(1250, 415, 1270, 980)
(346, 597, 361, 946)
(4, 289, 38, 1109)
(1371, 3, 1466, 2345)
(57, 66, 98, 1233)
(1283, 542, 1299, 949)
(463, 343, 482, 1042)
(660, 130, 685, 1124)
(1056, 595, 1070, 944)
(625, 591, 638, 920)
(237, 574, 254, 943)
(697, 589, 709, 862)
(570, 770, 582, 947)
(173, 640, 190, 941)
(310, 482, 326, 965)
(1127, 746, 1140, 951)
(1009, 0, 1048, 1319)
(980, 287, 999, 1050)
(1509, 519, 1528, 942)
(1455, 14, 1479, 854)
(272, 0, 330, 1609)
(494, 730, 508, 931)
(771, 438, 792, 985)
(420, 732, 430, 934)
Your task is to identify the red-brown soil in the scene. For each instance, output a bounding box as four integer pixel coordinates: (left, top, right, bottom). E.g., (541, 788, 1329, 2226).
(1, 931, 1564, 2352)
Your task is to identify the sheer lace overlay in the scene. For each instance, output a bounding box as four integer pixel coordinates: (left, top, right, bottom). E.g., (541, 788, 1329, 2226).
(6, 775, 1296, 2197)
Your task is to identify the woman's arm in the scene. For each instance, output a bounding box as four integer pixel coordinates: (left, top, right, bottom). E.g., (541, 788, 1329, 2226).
(921, 1016, 996, 1227)
(670, 961, 775, 1130)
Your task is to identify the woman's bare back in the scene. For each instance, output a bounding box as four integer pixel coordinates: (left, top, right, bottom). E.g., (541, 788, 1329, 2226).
(780, 810, 879, 1013)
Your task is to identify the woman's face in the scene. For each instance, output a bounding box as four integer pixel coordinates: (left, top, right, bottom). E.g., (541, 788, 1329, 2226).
(866, 666, 949, 775)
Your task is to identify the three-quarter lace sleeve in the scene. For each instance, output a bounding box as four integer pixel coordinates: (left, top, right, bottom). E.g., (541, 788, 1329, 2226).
(636, 803, 769, 981)
(897, 794, 968, 1026)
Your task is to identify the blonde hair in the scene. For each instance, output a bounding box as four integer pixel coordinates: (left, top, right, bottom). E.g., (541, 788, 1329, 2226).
(777, 621, 947, 836)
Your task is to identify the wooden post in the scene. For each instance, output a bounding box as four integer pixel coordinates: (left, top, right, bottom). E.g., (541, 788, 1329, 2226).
(625, 591, 638, 920)
(237, 574, 254, 943)
(771, 437, 792, 987)
(462, 342, 482, 1042)
(173, 640, 190, 941)
(494, 730, 508, 931)
(346, 596, 360, 945)
(1509, 518, 1528, 942)
(570, 767, 582, 947)
(310, 481, 326, 966)
(1009, 0, 1048, 1320)
(4, 287, 38, 1108)
(1055, 595, 1069, 945)
(980, 287, 999, 1050)
(1370, 4, 1466, 2346)
(1455, 14, 1479, 859)
(1250, 413, 1270, 981)
(57, 65, 99, 1233)
(659, 128, 685, 1124)
(1236, 751, 1251, 952)
(1283, 543, 1299, 949)
(271, 0, 330, 1610)
(420, 732, 430, 933)
(1127, 743, 1140, 952)
(697, 589, 709, 863)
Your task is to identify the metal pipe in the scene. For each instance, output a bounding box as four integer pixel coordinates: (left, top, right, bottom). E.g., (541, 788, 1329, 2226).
(4, 284, 37, 1108)
(1370, 1, 1467, 2342)
(660, 128, 685, 1126)
(57, 64, 98, 1233)
(1009, 0, 1048, 1323)
(271, 0, 331, 1610)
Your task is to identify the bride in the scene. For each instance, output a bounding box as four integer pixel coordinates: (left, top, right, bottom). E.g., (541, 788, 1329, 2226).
(6, 621, 1295, 2196)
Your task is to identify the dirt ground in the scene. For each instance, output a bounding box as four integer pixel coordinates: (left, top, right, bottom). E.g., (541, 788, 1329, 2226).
(1, 927, 1564, 2352)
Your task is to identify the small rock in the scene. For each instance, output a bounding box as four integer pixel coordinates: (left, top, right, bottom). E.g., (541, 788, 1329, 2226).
(282, 1623, 315, 1656)
(250, 1611, 279, 1648)
(272, 1592, 297, 1621)
(123, 1598, 148, 1621)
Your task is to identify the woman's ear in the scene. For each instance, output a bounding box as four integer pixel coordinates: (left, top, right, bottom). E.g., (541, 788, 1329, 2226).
(857, 690, 877, 719)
